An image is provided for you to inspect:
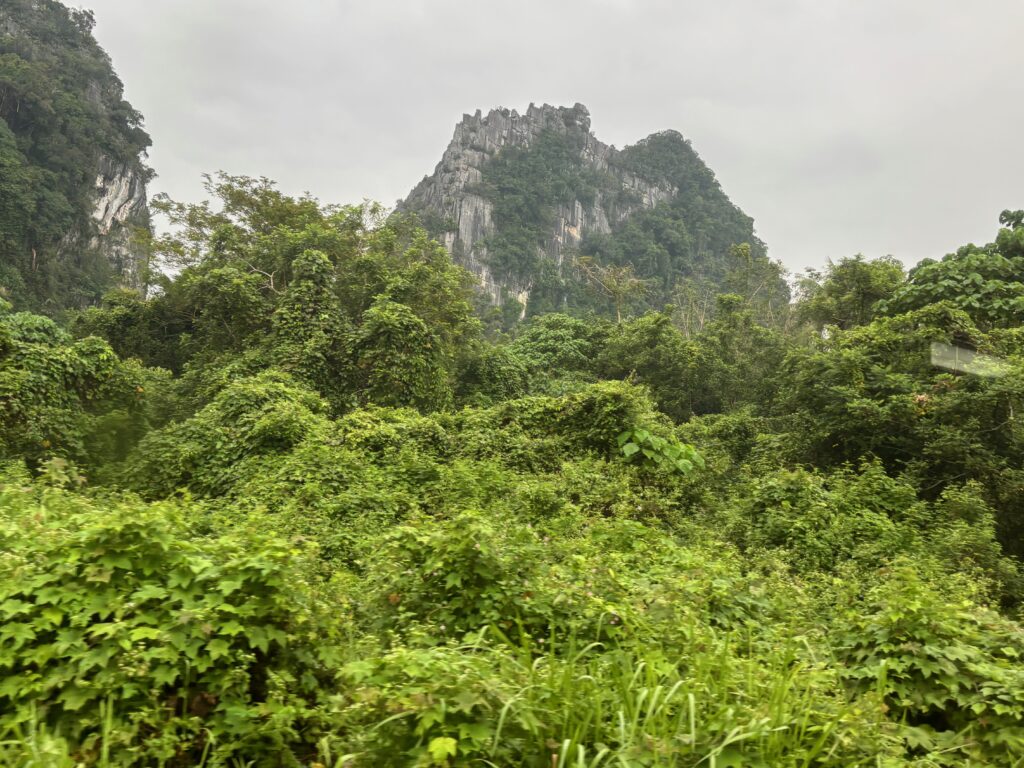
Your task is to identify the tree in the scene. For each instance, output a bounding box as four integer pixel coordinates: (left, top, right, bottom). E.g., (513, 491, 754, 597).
(350, 298, 452, 411)
(670, 276, 718, 337)
(723, 243, 789, 326)
(780, 304, 1024, 553)
(597, 312, 697, 421)
(508, 312, 604, 378)
(270, 249, 350, 408)
(999, 209, 1024, 230)
(877, 214, 1024, 329)
(688, 294, 790, 414)
(83, 177, 480, 412)
(797, 255, 905, 331)
(0, 302, 160, 473)
(576, 256, 649, 322)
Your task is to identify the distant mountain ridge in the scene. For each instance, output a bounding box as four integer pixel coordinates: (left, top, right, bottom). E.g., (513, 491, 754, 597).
(400, 102, 782, 318)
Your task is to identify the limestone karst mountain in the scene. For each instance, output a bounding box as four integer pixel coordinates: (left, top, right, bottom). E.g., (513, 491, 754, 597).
(0, 0, 152, 310)
(400, 102, 786, 319)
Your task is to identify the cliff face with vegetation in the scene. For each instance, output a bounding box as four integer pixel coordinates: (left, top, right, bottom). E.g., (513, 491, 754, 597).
(401, 103, 785, 319)
(0, 0, 151, 311)
(402, 104, 675, 307)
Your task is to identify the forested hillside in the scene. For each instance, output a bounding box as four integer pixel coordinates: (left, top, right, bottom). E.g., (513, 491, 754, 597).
(0, 0, 151, 311)
(2, 162, 1024, 765)
(400, 104, 787, 325)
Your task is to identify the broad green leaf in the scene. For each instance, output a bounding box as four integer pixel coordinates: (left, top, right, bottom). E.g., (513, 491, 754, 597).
(427, 736, 457, 764)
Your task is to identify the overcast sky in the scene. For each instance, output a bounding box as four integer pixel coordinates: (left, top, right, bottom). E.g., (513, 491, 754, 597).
(81, 0, 1024, 274)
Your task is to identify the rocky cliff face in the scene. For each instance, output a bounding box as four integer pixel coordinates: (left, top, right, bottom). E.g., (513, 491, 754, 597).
(401, 103, 675, 307)
(54, 154, 150, 293)
(0, 0, 152, 308)
(82, 155, 150, 291)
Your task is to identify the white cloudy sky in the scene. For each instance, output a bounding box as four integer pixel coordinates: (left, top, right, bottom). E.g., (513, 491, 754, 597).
(81, 0, 1024, 273)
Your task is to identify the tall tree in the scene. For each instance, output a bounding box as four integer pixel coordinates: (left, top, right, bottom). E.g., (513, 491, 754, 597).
(877, 214, 1024, 329)
(576, 256, 649, 322)
(797, 255, 905, 331)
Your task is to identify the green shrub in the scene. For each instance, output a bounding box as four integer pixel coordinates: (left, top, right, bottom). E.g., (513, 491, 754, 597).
(358, 509, 551, 640)
(333, 642, 540, 767)
(736, 467, 907, 573)
(835, 562, 1024, 763)
(0, 309, 160, 474)
(124, 370, 329, 497)
(617, 427, 704, 476)
(0, 485, 344, 766)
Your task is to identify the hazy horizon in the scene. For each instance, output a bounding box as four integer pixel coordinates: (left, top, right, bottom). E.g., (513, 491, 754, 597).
(81, 0, 1024, 274)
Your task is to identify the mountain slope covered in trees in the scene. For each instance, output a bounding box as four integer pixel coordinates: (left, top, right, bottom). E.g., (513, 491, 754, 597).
(0, 0, 151, 311)
(401, 103, 787, 325)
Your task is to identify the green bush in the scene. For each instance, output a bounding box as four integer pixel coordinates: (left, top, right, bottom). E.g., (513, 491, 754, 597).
(0, 485, 343, 766)
(835, 562, 1024, 763)
(0, 308, 162, 474)
(124, 370, 329, 497)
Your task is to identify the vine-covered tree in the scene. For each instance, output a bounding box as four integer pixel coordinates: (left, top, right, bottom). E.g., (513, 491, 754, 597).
(797, 255, 905, 331)
(878, 213, 1024, 328)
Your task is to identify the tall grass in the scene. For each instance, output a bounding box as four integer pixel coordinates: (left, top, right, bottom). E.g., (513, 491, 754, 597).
(438, 625, 900, 767)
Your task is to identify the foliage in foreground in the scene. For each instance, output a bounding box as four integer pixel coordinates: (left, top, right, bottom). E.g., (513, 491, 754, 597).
(4, 459, 1024, 766)
(3, 184, 1024, 766)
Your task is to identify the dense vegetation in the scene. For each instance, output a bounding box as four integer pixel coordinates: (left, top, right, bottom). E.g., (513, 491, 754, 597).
(583, 131, 789, 320)
(0, 0, 151, 311)
(2, 10, 1023, 763)
(2, 158, 1024, 765)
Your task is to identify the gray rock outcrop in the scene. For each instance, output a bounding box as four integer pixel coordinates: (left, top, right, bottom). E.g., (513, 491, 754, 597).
(400, 103, 675, 308)
(87, 155, 150, 291)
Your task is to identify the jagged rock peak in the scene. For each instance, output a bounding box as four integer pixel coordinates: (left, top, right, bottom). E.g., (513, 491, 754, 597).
(400, 103, 676, 310)
(454, 102, 592, 139)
